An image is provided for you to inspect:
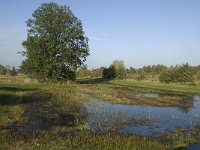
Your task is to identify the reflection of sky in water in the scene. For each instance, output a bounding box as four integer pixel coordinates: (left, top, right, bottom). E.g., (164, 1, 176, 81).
(187, 144, 200, 150)
(135, 93, 159, 98)
(84, 96, 200, 136)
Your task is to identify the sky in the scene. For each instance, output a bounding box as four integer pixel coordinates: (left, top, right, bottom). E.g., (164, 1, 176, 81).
(0, 0, 200, 69)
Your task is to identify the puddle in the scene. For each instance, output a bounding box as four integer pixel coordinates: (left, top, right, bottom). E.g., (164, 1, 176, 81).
(135, 93, 159, 98)
(187, 144, 200, 150)
(84, 96, 200, 136)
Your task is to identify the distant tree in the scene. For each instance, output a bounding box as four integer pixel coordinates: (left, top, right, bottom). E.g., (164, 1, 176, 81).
(153, 64, 168, 74)
(76, 64, 90, 78)
(174, 63, 194, 82)
(21, 2, 89, 81)
(102, 60, 126, 79)
(1, 68, 7, 75)
(111, 60, 126, 79)
(159, 70, 172, 83)
(90, 68, 103, 78)
(129, 67, 137, 74)
(196, 71, 200, 81)
(0, 64, 7, 75)
(136, 70, 147, 80)
(5, 65, 11, 70)
(159, 63, 194, 83)
(80, 64, 88, 71)
(9, 67, 17, 76)
(102, 66, 116, 79)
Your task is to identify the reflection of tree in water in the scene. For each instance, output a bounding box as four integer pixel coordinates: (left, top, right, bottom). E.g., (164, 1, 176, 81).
(177, 97, 195, 113)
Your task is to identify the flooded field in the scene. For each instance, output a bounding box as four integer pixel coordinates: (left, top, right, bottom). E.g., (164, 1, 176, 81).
(84, 94, 200, 136)
(1, 79, 200, 149)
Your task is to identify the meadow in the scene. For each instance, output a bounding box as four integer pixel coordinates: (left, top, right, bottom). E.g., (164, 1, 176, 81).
(1, 76, 200, 149)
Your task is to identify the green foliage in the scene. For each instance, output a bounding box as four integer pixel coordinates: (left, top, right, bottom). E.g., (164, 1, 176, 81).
(76, 66, 103, 79)
(21, 2, 89, 82)
(175, 63, 194, 82)
(159, 71, 172, 83)
(76, 65, 90, 78)
(9, 67, 17, 76)
(136, 70, 147, 80)
(110, 80, 200, 94)
(111, 60, 126, 79)
(159, 63, 194, 83)
(196, 71, 200, 81)
(126, 64, 167, 81)
(0, 64, 7, 75)
(102, 60, 126, 80)
(128, 67, 137, 74)
(102, 66, 116, 79)
(0, 133, 168, 150)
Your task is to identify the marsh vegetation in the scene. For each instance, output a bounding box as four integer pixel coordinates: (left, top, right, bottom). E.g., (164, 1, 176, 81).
(0, 76, 171, 150)
(0, 76, 200, 149)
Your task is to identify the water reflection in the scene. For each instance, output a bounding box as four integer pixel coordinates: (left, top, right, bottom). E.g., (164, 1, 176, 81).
(84, 96, 200, 136)
(177, 97, 195, 113)
(135, 93, 159, 98)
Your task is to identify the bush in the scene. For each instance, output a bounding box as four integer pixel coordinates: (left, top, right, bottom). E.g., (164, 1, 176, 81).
(159, 71, 173, 83)
(0, 68, 7, 75)
(0, 64, 7, 75)
(9, 67, 17, 76)
(136, 71, 147, 81)
(175, 64, 194, 82)
(111, 60, 126, 79)
(102, 66, 116, 79)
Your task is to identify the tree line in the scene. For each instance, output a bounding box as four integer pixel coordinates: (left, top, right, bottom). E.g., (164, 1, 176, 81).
(76, 60, 200, 84)
(0, 64, 18, 76)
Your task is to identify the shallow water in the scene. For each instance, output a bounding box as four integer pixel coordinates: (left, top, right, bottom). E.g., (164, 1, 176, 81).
(135, 93, 159, 98)
(84, 95, 200, 136)
(187, 144, 200, 150)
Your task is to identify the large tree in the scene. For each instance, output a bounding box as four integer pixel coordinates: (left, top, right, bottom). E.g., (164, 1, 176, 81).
(21, 2, 89, 81)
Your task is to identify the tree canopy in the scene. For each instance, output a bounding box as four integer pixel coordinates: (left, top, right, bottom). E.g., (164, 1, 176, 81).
(111, 60, 126, 79)
(102, 60, 126, 79)
(159, 63, 194, 83)
(21, 2, 89, 81)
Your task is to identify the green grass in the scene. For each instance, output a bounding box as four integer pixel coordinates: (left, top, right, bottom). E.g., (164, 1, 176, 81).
(0, 83, 44, 125)
(77, 81, 195, 109)
(0, 105, 6, 124)
(109, 79, 200, 94)
(0, 133, 169, 150)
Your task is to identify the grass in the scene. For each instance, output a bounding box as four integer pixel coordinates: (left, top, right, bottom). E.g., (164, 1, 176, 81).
(0, 75, 37, 84)
(109, 79, 200, 94)
(1, 76, 199, 149)
(77, 82, 195, 109)
(0, 132, 169, 150)
(163, 126, 200, 149)
(0, 82, 44, 126)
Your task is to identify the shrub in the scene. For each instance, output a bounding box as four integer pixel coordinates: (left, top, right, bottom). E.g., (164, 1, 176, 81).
(111, 60, 126, 79)
(9, 67, 17, 76)
(102, 66, 116, 79)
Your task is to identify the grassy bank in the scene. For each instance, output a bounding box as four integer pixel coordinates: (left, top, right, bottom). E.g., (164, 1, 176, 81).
(77, 80, 196, 109)
(109, 79, 200, 94)
(0, 132, 169, 150)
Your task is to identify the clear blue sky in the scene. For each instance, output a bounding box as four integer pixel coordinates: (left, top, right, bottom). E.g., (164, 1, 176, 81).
(0, 0, 200, 69)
